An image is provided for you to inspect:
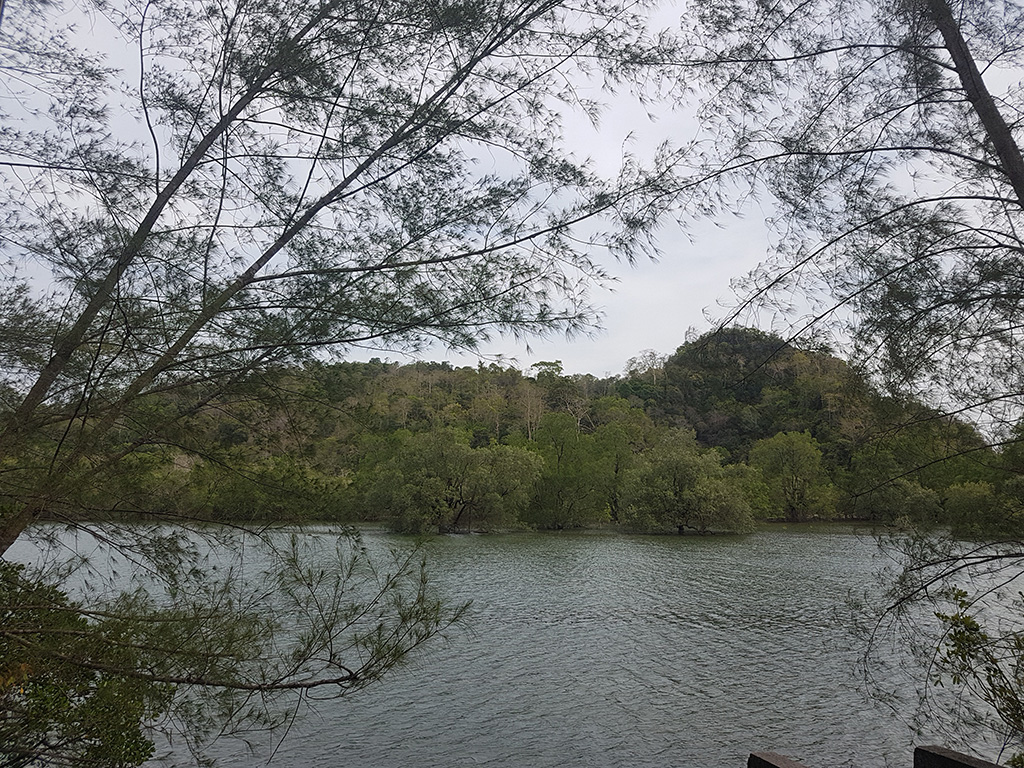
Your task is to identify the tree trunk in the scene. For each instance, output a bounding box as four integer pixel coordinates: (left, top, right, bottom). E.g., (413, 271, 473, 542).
(926, 0, 1024, 207)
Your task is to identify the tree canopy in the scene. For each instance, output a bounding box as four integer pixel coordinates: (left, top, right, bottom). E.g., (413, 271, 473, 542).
(678, 0, 1024, 757)
(0, 0, 686, 760)
(684, 0, 1024, 423)
(0, 0, 687, 550)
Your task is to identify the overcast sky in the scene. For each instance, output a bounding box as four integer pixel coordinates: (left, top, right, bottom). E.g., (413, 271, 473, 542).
(395, 87, 778, 378)
(410, 212, 775, 377)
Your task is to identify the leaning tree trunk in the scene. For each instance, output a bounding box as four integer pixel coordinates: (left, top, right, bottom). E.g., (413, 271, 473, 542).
(926, 0, 1024, 208)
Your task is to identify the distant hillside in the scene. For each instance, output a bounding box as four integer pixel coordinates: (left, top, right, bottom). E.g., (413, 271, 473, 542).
(57, 328, 1019, 536)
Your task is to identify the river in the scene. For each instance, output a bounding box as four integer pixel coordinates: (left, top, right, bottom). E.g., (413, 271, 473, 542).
(203, 526, 939, 768)
(10, 525, 951, 767)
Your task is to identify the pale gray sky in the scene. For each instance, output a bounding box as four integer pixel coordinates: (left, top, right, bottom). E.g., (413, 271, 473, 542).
(411, 84, 778, 377)
(417, 211, 774, 377)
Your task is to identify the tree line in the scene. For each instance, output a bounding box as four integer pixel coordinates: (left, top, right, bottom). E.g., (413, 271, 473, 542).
(70, 327, 1018, 537)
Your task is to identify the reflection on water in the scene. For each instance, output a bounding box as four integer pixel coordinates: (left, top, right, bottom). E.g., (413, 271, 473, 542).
(11, 525, 941, 768)
(198, 527, 934, 768)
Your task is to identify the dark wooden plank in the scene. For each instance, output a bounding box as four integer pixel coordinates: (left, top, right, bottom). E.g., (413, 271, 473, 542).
(749, 751, 814, 768)
(915, 746, 1002, 768)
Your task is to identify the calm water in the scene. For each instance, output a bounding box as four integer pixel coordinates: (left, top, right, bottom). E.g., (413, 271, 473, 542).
(202, 527, 933, 768)
(11, 525, 941, 768)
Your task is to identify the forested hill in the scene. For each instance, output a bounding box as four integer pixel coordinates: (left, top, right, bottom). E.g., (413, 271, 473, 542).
(83, 327, 1019, 535)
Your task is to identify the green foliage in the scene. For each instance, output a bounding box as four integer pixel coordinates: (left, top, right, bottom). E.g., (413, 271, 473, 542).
(622, 429, 755, 534)
(869, 531, 1024, 759)
(187, 455, 350, 522)
(524, 414, 609, 529)
(748, 431, 837, 522)
(26, 334, 1002, 536)
(724, 462, 775, 521)
(942, 482, 1024, 539)
(590, 399, 656, 522)
(842, 445, 944, 524)
(355, 430, 541, 533)
(0, 562, 173, 768)
(933, 587, 1024, 763)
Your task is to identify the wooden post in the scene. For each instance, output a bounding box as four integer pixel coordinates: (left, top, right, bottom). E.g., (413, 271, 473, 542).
(915, 746, 1002, 768)
(749, 752, 814, 768)
(749, 745, 1003, 768)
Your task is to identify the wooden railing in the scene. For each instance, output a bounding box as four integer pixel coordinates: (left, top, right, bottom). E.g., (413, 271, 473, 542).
(750, 746, 1001, 768)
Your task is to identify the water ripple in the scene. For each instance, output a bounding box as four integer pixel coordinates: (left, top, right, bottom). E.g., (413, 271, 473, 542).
(159, 528, 938, 768)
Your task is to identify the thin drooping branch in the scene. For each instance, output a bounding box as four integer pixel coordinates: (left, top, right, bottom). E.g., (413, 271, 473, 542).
(1, 0, 347, 444)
